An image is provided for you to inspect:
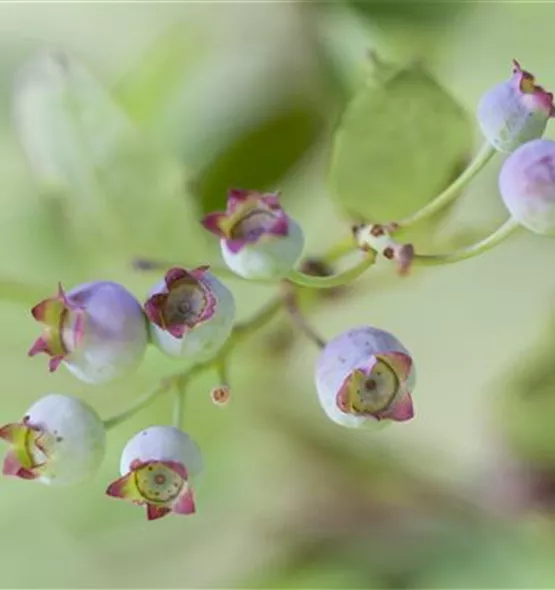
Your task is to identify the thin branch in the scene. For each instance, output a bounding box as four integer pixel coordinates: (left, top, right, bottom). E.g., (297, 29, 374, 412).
(282, 283, 327, 350)
(132, 257, 237, 279)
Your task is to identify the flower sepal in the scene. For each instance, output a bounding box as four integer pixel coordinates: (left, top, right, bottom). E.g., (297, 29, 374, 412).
(202, 189, 305, 280)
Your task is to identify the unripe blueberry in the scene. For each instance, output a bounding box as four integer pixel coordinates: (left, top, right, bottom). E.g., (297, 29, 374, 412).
(144, 266, 235, 361)
(478, 60, 554, 153)
(315, 326, 415, 429)
(0, 393, 106, 485)
(106, 426, 202, 521)
(144, 266, 235, 360)
(499, 138, 555, 235)
(28, 282, 148, 384)
(201, 189, 305, 280)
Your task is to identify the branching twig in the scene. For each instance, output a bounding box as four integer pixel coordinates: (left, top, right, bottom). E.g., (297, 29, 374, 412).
(282, 282, 327, 350)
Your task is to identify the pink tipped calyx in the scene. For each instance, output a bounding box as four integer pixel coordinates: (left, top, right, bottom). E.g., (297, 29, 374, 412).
(512, 59, 555, 117)
(201, 189, 289, 253)
(106, 459, 195, 521)
(0, 420, 54, 481)
(336, 351, 414, 422)
(28, 283, 85, 373)
(144, 266, 216, 339)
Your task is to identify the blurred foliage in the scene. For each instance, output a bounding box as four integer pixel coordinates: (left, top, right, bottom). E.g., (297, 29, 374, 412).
(494, 316, 555, 465)
(1, 2, 555, 589)
(329, 59, 473, 223)
(345, 0, 471, 26)
(193, 101, 326, 214)
(115, 25, 208, 130)
(13, 50, 205, 261)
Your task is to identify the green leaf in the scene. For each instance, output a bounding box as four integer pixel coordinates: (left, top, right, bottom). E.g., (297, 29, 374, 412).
(344, 0, 469, 25)
(13, 50, 204, 258)
(329, 62, 473, 223)
(114, 24, 208, 130)
(193, 101, 325, 214)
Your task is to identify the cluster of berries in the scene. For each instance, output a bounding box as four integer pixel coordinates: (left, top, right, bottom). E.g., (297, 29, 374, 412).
(1, 189, 413, 520)
(4, 59, 555, 522)
(479, 60, 555, 235)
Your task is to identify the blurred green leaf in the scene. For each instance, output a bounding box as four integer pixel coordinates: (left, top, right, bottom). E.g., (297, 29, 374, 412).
(193, 102, 325, 214)
(329, 62, 473, 222)
(250, 557, 378, 590)
(411, 523, 555, 589)
(494, 320, 555, 464)
(13, 50, 204, 258)
(344, 0, 470, 25)
(115, 24, 207, 129)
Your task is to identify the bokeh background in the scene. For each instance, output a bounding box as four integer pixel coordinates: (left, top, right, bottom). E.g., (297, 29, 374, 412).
(3, 2, 555, 588)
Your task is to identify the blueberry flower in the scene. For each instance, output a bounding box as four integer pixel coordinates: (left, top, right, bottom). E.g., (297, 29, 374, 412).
(28, 281, 148, 384)
(315, 326, 415, 428)
(478, 60, 555, 153)
(106, 426, 202, 521)
(201, 189, 305, 280)
(498, 138, 555, 235)
(144, 266, 235, 360)
(0, 394, 106, 485)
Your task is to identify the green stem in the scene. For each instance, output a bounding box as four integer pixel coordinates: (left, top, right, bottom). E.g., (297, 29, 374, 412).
(282, 284, 327, 349)
(412, 218, 520, 266)
(286, 252, 375, 289)
(397, 142, 496, 228)
(322, 235, 358, 262)
(104, 234, 370, 432)
(215, 358, 229, 385)
(229, 298, 283, 342)
(172, 389, 187, 429)
(0, 280, 48, 307)
(103, 379, 175, 430)
(103, 299, 283, 430)
(132, 257, 237, 280)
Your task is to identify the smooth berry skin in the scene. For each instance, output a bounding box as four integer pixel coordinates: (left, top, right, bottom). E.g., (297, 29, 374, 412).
(119, 426, 203, 479)
(29, 281, 149, 384)
(220, 217, 305, 280)
(66, 282, 148, 383)
(315, 326, 416, 429)
(106, 426, 203, 521)
(499, 139, 555, 235)
(0, 394, 106, 485)
(478, 60, 554, 153)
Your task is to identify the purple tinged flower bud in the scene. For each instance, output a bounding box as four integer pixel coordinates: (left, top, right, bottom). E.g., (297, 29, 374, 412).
(106, 426, 202, 521)
(478, 60, 555, 153)
(0, 394, 106, 485)
(201, 189, 305, 280)
(28, 281, 149, 384)
(315, 326, 415, 429)
(144, 266, 235, 361)
(499, 138, 555, 235)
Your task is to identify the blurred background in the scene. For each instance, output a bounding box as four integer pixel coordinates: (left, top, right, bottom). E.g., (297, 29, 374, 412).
(2, 2, 555, 588)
